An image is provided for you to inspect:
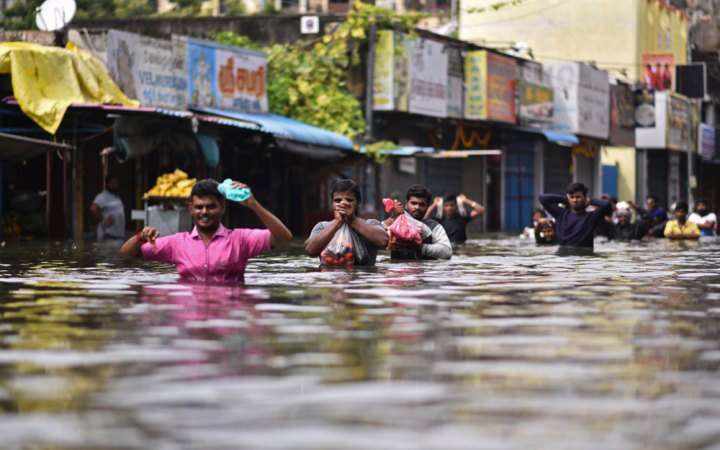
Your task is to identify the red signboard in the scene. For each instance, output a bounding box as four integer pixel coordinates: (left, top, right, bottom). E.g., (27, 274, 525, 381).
(486, 52, 518, 123)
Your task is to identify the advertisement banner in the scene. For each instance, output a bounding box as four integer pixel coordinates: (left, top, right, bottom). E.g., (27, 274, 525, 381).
(486, 52, 517, 123)
(408, 38, 448, 117)
(107, 30, 187, 109)
(545, 62, 608, 139)
(185, 37, 268, 113)
(544, 62, 580, 134)
(518, 81, 553, 124)
(667, 93, 690, 151)
(699, 123, 715, 159)
(464, 51, 487, 120)
(577, 64, 609, 139)
(373, 30, 394, 111)
(642, 53, 675, 91)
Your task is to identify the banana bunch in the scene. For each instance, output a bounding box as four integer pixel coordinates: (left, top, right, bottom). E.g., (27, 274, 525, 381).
(144, 169, 196, 199)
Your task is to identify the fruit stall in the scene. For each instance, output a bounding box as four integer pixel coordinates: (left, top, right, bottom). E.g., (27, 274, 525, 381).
(131, 170, 196, 235)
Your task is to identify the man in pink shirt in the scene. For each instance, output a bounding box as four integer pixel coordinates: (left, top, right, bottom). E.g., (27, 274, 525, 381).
(119, 179, 292, 284)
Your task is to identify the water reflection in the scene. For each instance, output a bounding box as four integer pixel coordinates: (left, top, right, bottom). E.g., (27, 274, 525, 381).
(0, 238, 720, 449)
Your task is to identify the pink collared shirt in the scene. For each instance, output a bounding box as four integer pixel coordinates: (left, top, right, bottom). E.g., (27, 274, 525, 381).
(141, 224, 271, 284)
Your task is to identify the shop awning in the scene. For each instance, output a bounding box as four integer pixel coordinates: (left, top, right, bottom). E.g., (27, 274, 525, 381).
(542, 130, 579, 146)
(0, 132, 73, 161)
(192, 107, 355, 153)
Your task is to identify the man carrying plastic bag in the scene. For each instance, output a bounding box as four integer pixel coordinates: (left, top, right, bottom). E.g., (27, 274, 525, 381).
(384, 185, 452, 260)
(305, 179, 389, 267)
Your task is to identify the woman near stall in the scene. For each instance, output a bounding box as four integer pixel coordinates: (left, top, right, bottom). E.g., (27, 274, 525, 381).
(119, 179, 292, 284)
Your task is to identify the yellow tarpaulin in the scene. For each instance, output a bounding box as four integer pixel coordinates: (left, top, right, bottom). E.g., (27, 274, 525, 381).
(0, 42, 139, 135)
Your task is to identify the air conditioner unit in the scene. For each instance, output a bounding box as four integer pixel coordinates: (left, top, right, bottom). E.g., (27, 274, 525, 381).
(300, 16, 320, 34)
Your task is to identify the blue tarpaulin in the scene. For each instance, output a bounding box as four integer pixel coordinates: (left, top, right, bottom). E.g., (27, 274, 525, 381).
(542, 130, 579, 146)
(192, 107, 355, 152)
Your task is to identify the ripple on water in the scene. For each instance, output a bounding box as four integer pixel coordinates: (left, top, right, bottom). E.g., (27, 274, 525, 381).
(0, 238, 719, 449)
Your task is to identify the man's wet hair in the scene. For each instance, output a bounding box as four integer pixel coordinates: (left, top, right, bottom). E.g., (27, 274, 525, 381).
(566, 182, 588, 195)
(647, 194, 658, 202)
(331, 179, 362, 204)
(533, 207, 546, 217)
(191, 179, 223, 201)
(675, 201, 689, 213)
(443, 193, 458, 203)
(406, 184, 432, 203)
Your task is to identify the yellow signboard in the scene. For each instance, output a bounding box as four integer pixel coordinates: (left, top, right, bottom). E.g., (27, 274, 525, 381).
(464, 51, 487, 120)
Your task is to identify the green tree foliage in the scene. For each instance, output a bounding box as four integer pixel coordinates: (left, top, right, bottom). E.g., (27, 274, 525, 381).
(214, 1, 425, 141)
(112, 0, 154, 19)
(1, 0, 154, 28)
(221, 0, 245, 15)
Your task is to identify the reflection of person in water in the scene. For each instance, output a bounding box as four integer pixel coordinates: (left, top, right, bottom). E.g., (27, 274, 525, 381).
(115, 39, 137, 99)
(192, 51, 215, 107)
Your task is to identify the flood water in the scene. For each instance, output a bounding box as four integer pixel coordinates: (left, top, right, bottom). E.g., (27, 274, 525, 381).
(2, 237, 720, 449)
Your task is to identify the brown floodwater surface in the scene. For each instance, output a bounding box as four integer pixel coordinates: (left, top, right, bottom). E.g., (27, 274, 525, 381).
(1, 236, 720, 449)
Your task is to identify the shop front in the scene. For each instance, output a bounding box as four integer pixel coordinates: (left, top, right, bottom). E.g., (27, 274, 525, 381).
(636, 90, 693, 209)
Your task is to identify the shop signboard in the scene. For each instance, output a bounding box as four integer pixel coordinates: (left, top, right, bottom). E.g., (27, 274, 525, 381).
(464, 51, 487, 120)
(544, 62, 609, 139)
(464, 50, 517, 123)
(408, 38, 448, 117)
(518, 81, 553, 125)
(486, 52, 517, 123)
(667, 92, 690, 151)
(520, 60, 544, 85)
(699, 123, 716, 159)
(106, 30, 187, 109)
(184, 37, 268, 113)
(373, 30, 395, 111)
(447, 47, 463, 118)
(609, 83, 635, 146)
(373, 31, 412, 112)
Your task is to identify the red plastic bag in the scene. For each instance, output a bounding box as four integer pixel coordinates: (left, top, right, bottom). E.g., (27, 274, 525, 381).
(382, 198, 396, 213)
(320, 224, 355, 267)
(388, 212, 428, 246)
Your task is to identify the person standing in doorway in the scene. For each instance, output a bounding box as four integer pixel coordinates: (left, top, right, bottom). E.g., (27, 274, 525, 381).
(90, 175, 126, 241)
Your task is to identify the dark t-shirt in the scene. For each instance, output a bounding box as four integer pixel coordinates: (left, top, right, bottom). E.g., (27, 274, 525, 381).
(539, 194, 611, 248)
(438, 215, 472, 243)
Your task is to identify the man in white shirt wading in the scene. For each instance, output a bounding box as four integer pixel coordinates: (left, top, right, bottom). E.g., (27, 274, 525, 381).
(90, 175, 126, 241)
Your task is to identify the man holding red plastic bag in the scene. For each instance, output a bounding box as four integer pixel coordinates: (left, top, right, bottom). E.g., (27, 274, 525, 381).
(305, 179, 389, 267)
(383, 185, 452, 260)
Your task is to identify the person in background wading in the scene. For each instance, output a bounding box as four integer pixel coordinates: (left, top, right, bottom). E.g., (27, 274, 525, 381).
(305, 179, 388, 267)
(384, 184, 452, 260)
(90, 175, 126, 241)
(425, 193, 485, 244)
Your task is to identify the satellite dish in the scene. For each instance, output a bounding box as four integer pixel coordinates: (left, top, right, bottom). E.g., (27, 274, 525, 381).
(35, 0, 76, 32)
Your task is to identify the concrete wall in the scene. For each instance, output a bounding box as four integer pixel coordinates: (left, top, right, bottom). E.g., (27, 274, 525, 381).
(459, 0, 686, 83)
(602, 146, 637, 203)
(71, 14, 345, 45)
